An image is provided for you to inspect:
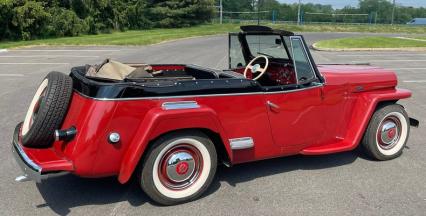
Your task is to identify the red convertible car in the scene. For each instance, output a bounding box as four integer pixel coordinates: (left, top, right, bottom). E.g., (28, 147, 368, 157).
(12, 26, 418, 205)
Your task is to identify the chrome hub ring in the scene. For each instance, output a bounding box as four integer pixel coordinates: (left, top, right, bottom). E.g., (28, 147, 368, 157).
(158, 144, 203, 190)
(377, 116, 401, 150)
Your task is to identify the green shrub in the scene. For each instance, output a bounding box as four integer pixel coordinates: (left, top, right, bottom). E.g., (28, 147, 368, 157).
(0, 0, 215, 41)
(127, 2, 153, 29)
(148, 0, 215, 28)
(47, 8, 87, 37)
(11, 1, 50, 40)
(0, 0, 14, 39)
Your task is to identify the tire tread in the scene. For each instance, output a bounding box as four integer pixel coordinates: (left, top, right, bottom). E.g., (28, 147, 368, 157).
(22, 72, 73, 148)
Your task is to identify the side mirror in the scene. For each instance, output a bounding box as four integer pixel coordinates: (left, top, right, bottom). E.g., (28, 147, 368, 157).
(275, 38, 282, 45)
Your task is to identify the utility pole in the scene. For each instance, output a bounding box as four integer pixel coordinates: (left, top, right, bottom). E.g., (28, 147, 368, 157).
(297, 0, 302, 25)
(391, 0, 396, 25)
(220, 0, 223, 24)
(377, 1, 380, 24)
(257, 0, 261, 25)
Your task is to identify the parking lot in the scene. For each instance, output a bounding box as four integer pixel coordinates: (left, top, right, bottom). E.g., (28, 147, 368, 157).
(0, 33, 425, 215)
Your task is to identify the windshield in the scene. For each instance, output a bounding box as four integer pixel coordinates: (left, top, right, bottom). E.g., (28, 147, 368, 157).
(246, 35, 289, 59)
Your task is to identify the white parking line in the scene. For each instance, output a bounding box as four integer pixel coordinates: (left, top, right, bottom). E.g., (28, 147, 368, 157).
(0, 55, 100, 58)
(403, 80, 426, 83)
(353, 60, 426, 63)
(339, 54, 426, 57)
(0, 63, 69, 65)
(351, 59, 426, 64)
(9, 49, 121, 52)
(0, 74, 24, 77)
(392, 68, 425, 70)
(395, 37, 426, 42)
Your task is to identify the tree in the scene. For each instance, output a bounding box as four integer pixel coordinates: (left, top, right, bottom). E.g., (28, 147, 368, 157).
(0, 0, 14, 39)
(148, 0, 214, 28)
(12, 1, 51, 40)
(47, 8, 86, 37)
(359, 0, 393, 23)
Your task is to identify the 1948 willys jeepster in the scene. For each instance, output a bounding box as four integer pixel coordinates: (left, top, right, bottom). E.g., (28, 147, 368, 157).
(12, 26, 418, 205)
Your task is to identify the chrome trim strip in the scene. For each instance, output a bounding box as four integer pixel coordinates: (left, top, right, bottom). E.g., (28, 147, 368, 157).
(162, 101, 200, 110)
(229, 137, 254, 150)
(13, 140, 42, 173)
(74, 84, 323, 101)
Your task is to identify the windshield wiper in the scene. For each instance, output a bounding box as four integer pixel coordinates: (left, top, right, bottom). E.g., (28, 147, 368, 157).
(257, 52, 274, 58)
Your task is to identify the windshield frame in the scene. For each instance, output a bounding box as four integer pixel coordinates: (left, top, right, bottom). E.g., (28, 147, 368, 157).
(238, 32, 293, 64)
(228, 30, 325, 84)
(243, 33, 292, 61)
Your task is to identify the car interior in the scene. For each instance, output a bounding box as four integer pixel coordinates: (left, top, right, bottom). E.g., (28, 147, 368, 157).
(81, 30, 314, 90)
(82, 61, 296, 87)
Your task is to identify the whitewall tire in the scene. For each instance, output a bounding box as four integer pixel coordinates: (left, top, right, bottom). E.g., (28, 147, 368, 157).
(362, 104, 410, 161)
(139, 131, 217, 205)
(20, 72, 73, 148)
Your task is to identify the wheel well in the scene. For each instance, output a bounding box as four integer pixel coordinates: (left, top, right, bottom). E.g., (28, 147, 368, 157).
(142, 128, 231, 167)
(376, 100, 398, 110)
(199, 128, 231, 165)
(356, 100, 399, 150)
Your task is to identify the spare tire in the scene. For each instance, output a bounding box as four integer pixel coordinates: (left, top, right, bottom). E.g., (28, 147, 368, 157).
(21, 72, 73, 148)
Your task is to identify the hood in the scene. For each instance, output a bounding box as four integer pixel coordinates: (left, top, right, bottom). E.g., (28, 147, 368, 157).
(317, 64, 398, 92)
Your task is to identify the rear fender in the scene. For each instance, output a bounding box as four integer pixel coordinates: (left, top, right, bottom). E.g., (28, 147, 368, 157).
(117, 105, 230, 184)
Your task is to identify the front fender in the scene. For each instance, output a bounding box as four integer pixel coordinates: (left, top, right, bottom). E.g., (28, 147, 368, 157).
(348, 88, 412, 149)
(301, 88, 412, 154)
(117, 105, 230, 184)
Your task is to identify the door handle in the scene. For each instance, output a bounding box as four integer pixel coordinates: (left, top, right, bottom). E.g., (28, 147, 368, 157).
(267, 101, 280, 110)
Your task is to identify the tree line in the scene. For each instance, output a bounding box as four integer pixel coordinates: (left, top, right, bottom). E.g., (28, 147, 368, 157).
(0, 0, 214, 41)
(218, 0, 426, 24)
(1, 0, 425, 41)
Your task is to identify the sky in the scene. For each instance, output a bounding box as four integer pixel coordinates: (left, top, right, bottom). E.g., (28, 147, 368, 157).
(278, 0, 426, 9)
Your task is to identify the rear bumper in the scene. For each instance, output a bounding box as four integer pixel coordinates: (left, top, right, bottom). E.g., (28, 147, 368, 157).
(12, 123, 71, 183)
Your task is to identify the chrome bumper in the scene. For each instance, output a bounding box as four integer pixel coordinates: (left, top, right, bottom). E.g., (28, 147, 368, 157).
(12, 123, 67, 183)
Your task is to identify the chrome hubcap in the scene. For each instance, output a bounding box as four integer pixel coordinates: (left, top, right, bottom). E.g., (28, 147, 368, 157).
(159, 144, 203, 190)
(377, 116, 401, 150)
(166, 152, 195, 182)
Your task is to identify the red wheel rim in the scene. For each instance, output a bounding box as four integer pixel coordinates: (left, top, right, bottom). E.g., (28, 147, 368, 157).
(158, 144, 203, 190)
(377, 115, 402, 150)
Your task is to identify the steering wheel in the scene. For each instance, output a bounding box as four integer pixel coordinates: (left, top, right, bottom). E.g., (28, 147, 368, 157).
(243, 55, 269, 80)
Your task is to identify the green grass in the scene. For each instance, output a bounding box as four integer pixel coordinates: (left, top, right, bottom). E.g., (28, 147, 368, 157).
(1, 23, 426, 49)
(315, 36, 426, 49)
(0, 24, 242, 49)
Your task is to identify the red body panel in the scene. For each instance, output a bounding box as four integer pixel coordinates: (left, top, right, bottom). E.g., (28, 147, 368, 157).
(22, 146, 74, 172)
(20, 64, 411, 183)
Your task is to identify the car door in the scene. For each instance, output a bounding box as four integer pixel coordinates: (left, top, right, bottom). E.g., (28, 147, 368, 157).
(264, 36, 325, 153)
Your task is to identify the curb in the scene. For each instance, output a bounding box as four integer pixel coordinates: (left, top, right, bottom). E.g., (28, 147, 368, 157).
(311, 42, 426, 52)
(0, 49, 7, 53)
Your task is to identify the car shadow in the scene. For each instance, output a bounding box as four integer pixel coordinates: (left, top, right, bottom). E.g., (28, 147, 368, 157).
(209, 150, 360, 191)
(36, 150, 360, 215)
(36, 175, 148, 215)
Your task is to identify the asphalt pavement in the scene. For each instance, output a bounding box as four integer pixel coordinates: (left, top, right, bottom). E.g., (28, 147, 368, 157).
(0, 32, 425, 216)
